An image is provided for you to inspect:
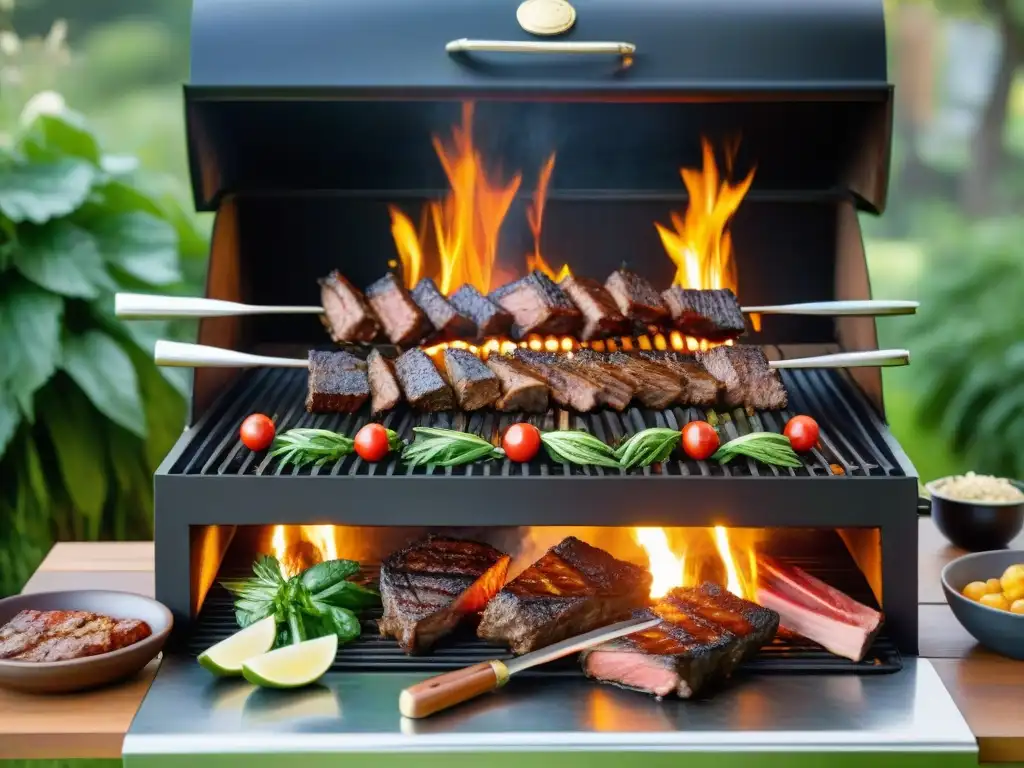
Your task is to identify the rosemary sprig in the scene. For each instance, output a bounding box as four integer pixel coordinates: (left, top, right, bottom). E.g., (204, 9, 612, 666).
(614, 428, 682, 469)
(402, 427, 504, 467)
(712, 432, 802, 468)
(269, 428, 355, 469)
(540, 430, 620, 469)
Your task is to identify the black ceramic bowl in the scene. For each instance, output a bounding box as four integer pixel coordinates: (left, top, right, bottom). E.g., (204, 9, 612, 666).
(926, 477, 1024, 551)
(941, 550, 1024, 660)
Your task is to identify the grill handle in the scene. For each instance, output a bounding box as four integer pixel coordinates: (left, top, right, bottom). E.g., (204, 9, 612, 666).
(445, 39, 635, 56)
(154, 341, 308, 369)
(742, 300, 919, 317)
(116, 293, 323, 319)
(770, 349, 910, 369)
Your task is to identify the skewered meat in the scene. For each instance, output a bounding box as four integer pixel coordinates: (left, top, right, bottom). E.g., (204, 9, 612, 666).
(636, 351, 723, 407)
(699, 345, 787, 410)
(552, 351, 635, 411)
(485, 356, 549, 413)
(366, 273, 432, 346)
(318, 271, 380, 343)
(560, 275, 630, 341)
(662, 287, 746, 341)
(581, 583, 780, 699)
(604, 269, 670, 324)
(367, 349, 402, 414)
(394, 349, 454, 411)
(490, 271, 582, 338)
(449, 284, 513, 338)
(306, 350, 370, 413)
(0, 609, 152, 662)
(442, 348, 500, 411)
(508, 350, 602, 412)
(587, 350, 683, 409)
(477, 536, 652, 655)
(411, 278, 476, 339)
(378, 537, 511, 654)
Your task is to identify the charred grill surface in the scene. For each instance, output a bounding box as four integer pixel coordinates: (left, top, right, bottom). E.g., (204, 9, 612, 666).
(318, 271, 380, 343)
(0, 609, 152, 662)
(394, 349, 454, 412)
(490, 271, 582, 338)
(699, 345, 788, 410)
(477, 536, 652, 655)
(509, 350, 602, 412)
(366, 274, 432, 347)
(305, 350, 370, 413)
(662, 287, 747, 341)
(560, 275, 630, 341)
(605, 269, 670, 325)
(448, 284, 513, 338)
(442, 348, 501, 411)
(485, 356, 549, 413)
(367, 349, 402, 414)
(411, 278, 476, 340)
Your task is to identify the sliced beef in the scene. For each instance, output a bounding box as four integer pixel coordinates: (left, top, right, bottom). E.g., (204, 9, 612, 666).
(637, 351, 722, 407)
(698, 344, 787, 410)
(490, 271, 582, 338)
(591, 351, 683, 409)
(306, 350, 370, 413)
(442, 348, 500, 411)
(449, 284, 514, 338)
(394, 349, 455, 411)
(581, 582, 779, 699)
(604, 269, 670, 325)
(378, 537, 511, 654)
(662, 287, 746, 341)
(318, 271, 380, 343)
(485, 356, 550, 413)
(367, 349, 402, 414)
(365, 273, 432, 346)
(560, 275, 630, 341)
(477, 536, 652, 655)
(0, 609, 151, 662)
(556, 350, 636, 411)
(411, 278, 476, 340)
(510, 350, 604, 412)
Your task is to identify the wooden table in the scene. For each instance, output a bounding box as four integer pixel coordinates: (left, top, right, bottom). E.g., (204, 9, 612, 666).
(2, 522, 1023, 762)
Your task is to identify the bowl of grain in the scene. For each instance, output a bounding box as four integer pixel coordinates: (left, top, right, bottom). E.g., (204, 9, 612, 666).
(926, 472, 1024, 551)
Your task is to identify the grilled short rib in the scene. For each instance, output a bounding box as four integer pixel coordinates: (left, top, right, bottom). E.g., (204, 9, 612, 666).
(449, 284, 513, 338)
(442, 348, 500, 410)
(411, 278, 476, 340)
(698, 345, 787, 410)
(581, 583, 780, 699)
(485, 356, 549, 412)
(477, 536, 652, 655)
(490, 271, 582, 338)
(394, 348, 455, 411)
(319, 271, 380, 343)
(662, 287, 746, 341)
(516, 350, 633, 411)
(378, 537, 511, 654)
(366, 273, 432, 346)
(0, 609, 152, 662)
(508, 350, 602, 412)
(585, 350, 682, 409)
(367, 349, 402, 414)
(306, 350, 370, 413)
(560, 275, 630, 341)
(636, 351, 722, 407)
(604, 269, 670, 325)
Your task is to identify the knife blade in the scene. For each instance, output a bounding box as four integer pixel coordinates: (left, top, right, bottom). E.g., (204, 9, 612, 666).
(398, 616, 660, 719)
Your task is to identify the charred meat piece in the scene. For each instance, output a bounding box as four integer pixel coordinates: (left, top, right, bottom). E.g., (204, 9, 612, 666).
(365, 273, 432, 347)
(449, 284, 513, 338)
(477, 536, 652, 655)
(367, 349, 402, 414)
(485, 356, 549, 413)
(395, 349, 454, 411)
(698, 345, 787, 410)
(442, 348, 500, 411)
(560, 275, 630, 341)
(509, 350, 601, 412)
(378, 537, 511, 654)
(490, 271, 582, 338)
(318, 271, 380, 343)
(0, 609, 152, 662)
(662, 287, 746, 341)
(306, 350, 370, 413)
(411, 278, 476, 340)
(637, 351, 722, 407)
(604, 269, 670, 325)
(556, 350, 636, 411)
(590, 351, 682, 409)
(581, 583, 779, 699)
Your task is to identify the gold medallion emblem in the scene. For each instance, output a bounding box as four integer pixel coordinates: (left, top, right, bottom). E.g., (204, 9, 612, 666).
(517, 0, 576, 36)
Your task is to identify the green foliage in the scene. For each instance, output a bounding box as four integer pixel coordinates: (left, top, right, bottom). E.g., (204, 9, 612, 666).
(0, 102, 206, 596)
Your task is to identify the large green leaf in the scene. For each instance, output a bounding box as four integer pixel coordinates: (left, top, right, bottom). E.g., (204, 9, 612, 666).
(13, 221, 113, 298)
(0, 389, 19, 460)
(61, 330, 147, 438)
(90, 212, 182, 286)
(0, 158, 95, 224)
(20, 111, 102, 165)
(0, 277, 64, 419)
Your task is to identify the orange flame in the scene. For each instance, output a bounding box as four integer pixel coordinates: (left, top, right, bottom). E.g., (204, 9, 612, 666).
(421, 333, 732, 361)
(633, 526, 758, 601)
(525, 153, 571, 283)
(270, 525, 339, 578)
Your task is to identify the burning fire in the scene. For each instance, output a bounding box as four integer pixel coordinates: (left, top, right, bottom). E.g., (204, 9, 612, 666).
(634, 525, 758, 601)
(422, 332, 732, 362)
(524, 153, 571, 283)
(270, 525, 339, 578)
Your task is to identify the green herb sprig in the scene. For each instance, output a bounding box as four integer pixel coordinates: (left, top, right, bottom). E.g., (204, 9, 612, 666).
(268, 428, 356, 469)
(541, 430, 620, 468)
(402, 427, 504, 467)
(614, 428, 681, 469)
(712, 432, 802, 468)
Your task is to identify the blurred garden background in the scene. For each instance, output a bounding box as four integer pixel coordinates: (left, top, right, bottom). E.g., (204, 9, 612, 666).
(1, 0, 1023, 610)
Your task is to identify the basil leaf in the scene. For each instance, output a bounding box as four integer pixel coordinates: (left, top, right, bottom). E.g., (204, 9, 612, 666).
(313, 579, 380, 611)
(252, 555, 285, 586)
(300, 559, 360, 595)
(615, 428, 681, 469)
(310, 601, 361, 645)
(541, 430, 620, 469)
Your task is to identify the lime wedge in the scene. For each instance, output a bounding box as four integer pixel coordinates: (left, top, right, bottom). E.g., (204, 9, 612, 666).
(241, 634, 338, 689)
(198, 616, 277, 676)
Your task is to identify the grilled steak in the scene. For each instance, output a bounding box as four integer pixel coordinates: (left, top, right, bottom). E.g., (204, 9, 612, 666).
(477, 536, 652, 655)
(662, 287, 746, 341)
(367, 349, 402, 414)
(560, 275, 630, 341)
(318, 271, 380, 343)
(366, 273, 432, 346)
(0, 609, 152, 662)
(449, 284, 513, 338)
(378, 537, 511, 654)
(394, 348, 454, 411)
(442, 348, 500, 410)
(411, 278, 476, 339)
(508, 350, 601, 412)
(698, 345, 787, 410)
(490, 271, 582, 338)
(581, 583, 780, 699)
(604, 269, 670, 325)
(555, 351, 635, 411)
(485, 356, 549, 413)
(637, 351, 722, 407)
(306, 350, 370, 413)
(588, 350, 682, 409)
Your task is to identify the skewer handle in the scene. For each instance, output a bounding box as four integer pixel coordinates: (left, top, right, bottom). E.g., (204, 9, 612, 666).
(399, 660, 509, 719)
(770, 349, 910, 369)
(154, 341, 309, 369)
(741, 300, 919, 316)
(116, 293, 323, 319)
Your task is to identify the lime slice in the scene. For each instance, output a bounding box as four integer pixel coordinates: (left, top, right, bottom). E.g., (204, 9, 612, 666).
(198, 616, 277, 676)
(241, 634, 338, 689)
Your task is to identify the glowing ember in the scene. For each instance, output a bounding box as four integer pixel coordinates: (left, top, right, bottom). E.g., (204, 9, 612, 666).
(634, 526, 758, 601)
(421, 333, 732, 361)
(525, 153, 571, 283)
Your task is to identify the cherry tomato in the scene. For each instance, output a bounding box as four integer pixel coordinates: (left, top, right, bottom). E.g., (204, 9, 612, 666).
(240, 414, 275, 451)
(354, 423, 391, 462)
(784, 415, 820, 453)
(502, 423, 541, 463)
(681, 421, 720, 461)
